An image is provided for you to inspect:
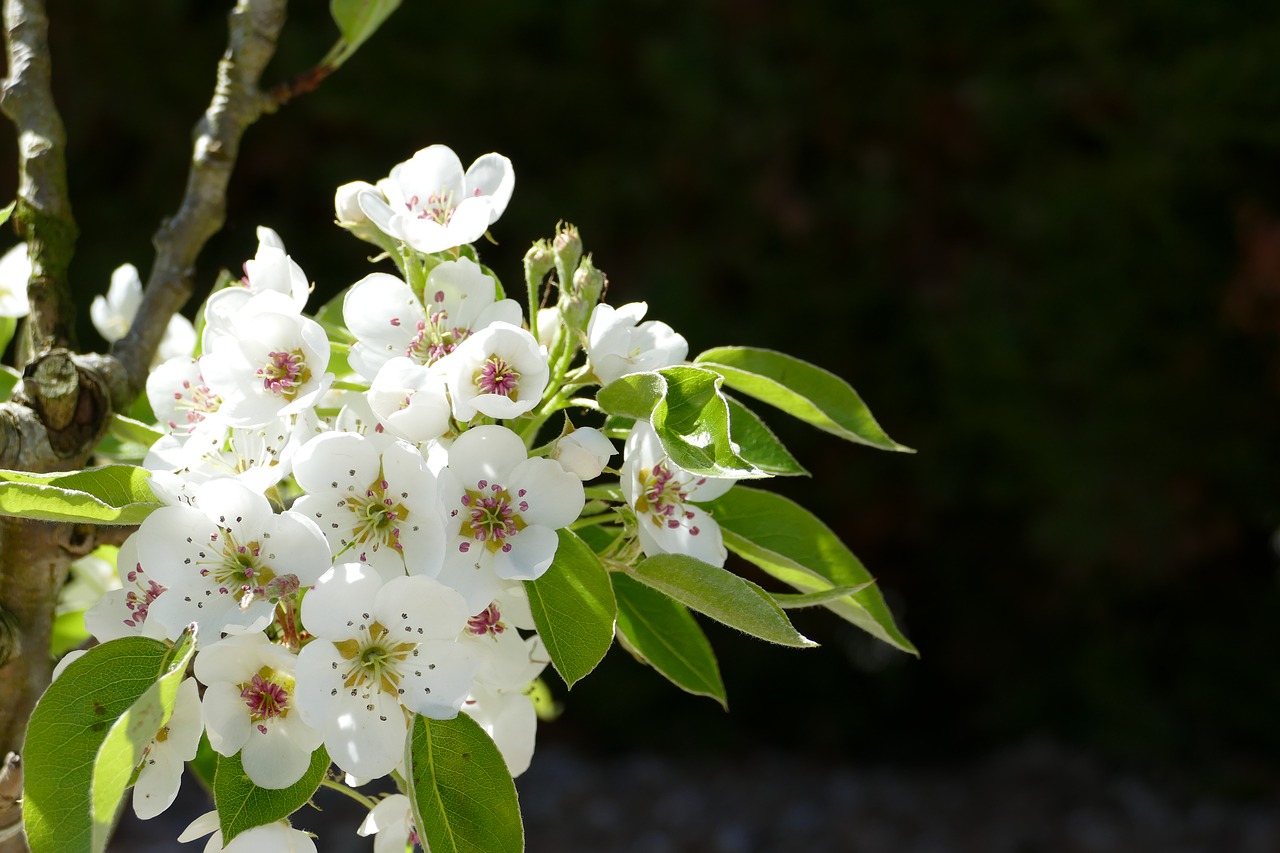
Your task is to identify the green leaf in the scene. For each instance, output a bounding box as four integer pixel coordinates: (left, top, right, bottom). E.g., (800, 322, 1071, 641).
(23, 636, 177, 853)
(625, 554, 815, 648)
(705, 486, 917, 654)
(108, 414, 164, 449)
(405, 713, 524, 853)
(772, 584, 873, 609)
(0, 317, 16, 359)
(213, 745, 330, 844)
(695, 346, 913, 452)
(524, 530, 616, 688)
(91, 627, 197, 852)
(327, 0, 403, 66)
(597, 367, 769, 478)
(0, 200, 15, 226)
(726, 396, 807, 476)
(612, 574, 726, 707)
(0, 464, 162, 524)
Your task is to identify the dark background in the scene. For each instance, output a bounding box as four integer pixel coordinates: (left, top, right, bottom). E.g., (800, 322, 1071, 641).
(19, 0, 1280, 796)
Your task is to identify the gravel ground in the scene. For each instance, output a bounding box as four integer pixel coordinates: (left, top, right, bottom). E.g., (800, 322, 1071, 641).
(109, 739, 1280, 852)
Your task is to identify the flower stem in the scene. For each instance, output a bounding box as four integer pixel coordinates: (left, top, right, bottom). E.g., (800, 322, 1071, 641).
(320, 777, 379, 811)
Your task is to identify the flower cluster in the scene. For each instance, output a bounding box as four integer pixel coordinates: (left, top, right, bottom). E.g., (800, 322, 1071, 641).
(75, 143, 733, 849)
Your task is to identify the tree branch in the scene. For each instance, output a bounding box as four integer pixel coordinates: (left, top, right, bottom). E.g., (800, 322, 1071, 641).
(113, 0, 288, 403)
(0, 0, 77, 356)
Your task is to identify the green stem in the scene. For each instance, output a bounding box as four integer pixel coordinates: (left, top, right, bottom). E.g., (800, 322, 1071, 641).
(320, 777, 379, 811)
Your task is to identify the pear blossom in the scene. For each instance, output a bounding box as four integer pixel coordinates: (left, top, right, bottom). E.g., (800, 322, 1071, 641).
(365, 357, 452, 444)
(441, 321, 549, 422)
(91, 263, 197, 361)
(437, 425, 584, 611)
(202, 227, 310, 345)
(293, 563, 478, 779)
(144, 412, 317, 494)
(199, 291, 333, 427)
(137, 478, 331, 639)
(179, 811, 317, 853)
(0, 243, 30, 318)
(552, 426, 615, 480)
(194, 633, 323, 789)
(291, 432, 444, 581)
(133, 678, 203, 819)
(343, 259, 521, 381)
(586, 301, 688, 385)
(147, 356, 224, 437)
(83, 535, 170, 642)
(358, 144, 515, 254)
(357, 794, 420, 853)
(621, 421, 735, 566)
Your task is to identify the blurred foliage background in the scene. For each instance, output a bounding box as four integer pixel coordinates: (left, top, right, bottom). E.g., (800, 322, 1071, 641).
(13, 0, 1280, 791)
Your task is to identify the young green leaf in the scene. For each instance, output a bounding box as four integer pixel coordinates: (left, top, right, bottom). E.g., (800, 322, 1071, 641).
(108, 414, 164, 449)
(625, 554, 816, 648)
(524, 530, 616, 688)
(725, 396, 808, 476)
(612, 574, 727, 708)
(771, 584, 873, 609)
(405, 713, 524, 853)
(705, 486, 917, 654)
(213, 745, 330, 844)
(326, 0, 403, 67)
(597, 367, 769, 478)
(23, 636, 177, 853)
(695, 346, 913, 452)
(91, 626, 197, 852)
(0, 464, 161, 524)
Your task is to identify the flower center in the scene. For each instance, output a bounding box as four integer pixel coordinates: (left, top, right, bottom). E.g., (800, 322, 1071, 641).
(456, 480, 528, 555)
(122, 562, 166, 630)
(168, 376, 222, 432)
(257, 349, 310, 398)
(199, 529, 284, 609)
(467, 603, 506, 637)
(239, 668, 294, 730)
(334, 621, 417, 696)
(407, 187, 456, 225)
(404, 299, 472, 366)
(347, 475, 410, 560)
(474, 356, 519, 397)
(636, 462, 703, 535)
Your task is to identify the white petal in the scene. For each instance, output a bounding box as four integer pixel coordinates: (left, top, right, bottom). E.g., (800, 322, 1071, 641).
(200, 682, 252, 755)
(240, 722, 313, 789)
(464, 152, 515, 222)
(300, 562, 382, 640)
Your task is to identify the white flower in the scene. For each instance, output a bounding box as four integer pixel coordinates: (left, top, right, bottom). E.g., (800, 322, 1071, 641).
(83, 534, 170, 643)
(291, 432, 444, 581)
(464, 682, 540, 777)
(199, 292, 333, 427)
(343, 260, 521, 381)
(194, 633, 323, 789)
(358, 144, 514, 254)
(91, 263, 196, 361)
(357, 794, 420, 853)
(442, 321, 548, 422)
(293, 563, 478, 780)
(147, 356, 224, 437)
(621, 421, 735, 566)
(144, 413, 314, 495)
(437, 425, 584, 612)
(133, 678, 203, 819)
(202, 227, 310, 346)
(137, 478, 332, 639)
(552, 427, 615, 480)
(178, 811, 316, 852)
(366, 357, 452, 444)
(57, 548, 121, 616)
(0, 243, 30, 318)
(586, 302, 688, 386)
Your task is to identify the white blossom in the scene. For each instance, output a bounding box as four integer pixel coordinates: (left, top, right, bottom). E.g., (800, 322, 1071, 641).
(147, 356, 224, 437)
(441, 321, 549, 422)
(586, 301, 688, 386)
(84, 534, 170, 643)
(358, 144, 514, 254)
(356, 794, 420, 853)
(178, 811, 317, 853)
(91, 263, 196, 362)
(552, 426, 615, 480)
(0, 243, 30, 318)
(293, 563, 478, 780)
(366, 357, 452, 445)
(133, 678, 203, 819)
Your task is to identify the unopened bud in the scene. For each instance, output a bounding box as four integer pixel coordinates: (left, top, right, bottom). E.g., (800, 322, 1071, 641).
(558, 253, 607, 331)
(551, 222, 583, 287)
(553, 427, 615, 480)
(334, 181, 387, 247)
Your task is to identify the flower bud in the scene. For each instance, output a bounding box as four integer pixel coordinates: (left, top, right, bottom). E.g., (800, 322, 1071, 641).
(552, 427, 615, 480)
(334, 181, 387, 246)
(557, 253, 607, 332)
(551, 222, 583, 288)
(523, 239, 554, 307)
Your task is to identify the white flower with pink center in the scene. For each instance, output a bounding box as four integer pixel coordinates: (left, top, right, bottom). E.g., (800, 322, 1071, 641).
(343, 259, 522, 381)
(133, 677, 203, 819)
(137, 478, 332, 639)
(586, 301, 689, 386)
(441, 321, 549, 422)
(83, 534, 170, 643)
(437, 425, 584, 612)
(194, 633, 323, 789)
(199, 291, 332, 427)
(621, 421, 735, 566)
(291, 431, 444, 581)
(365, 357, 452, 444)
(293, 563, 478, 780)
(357, 144, 514, 254)
(147, 356, 223, 437)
